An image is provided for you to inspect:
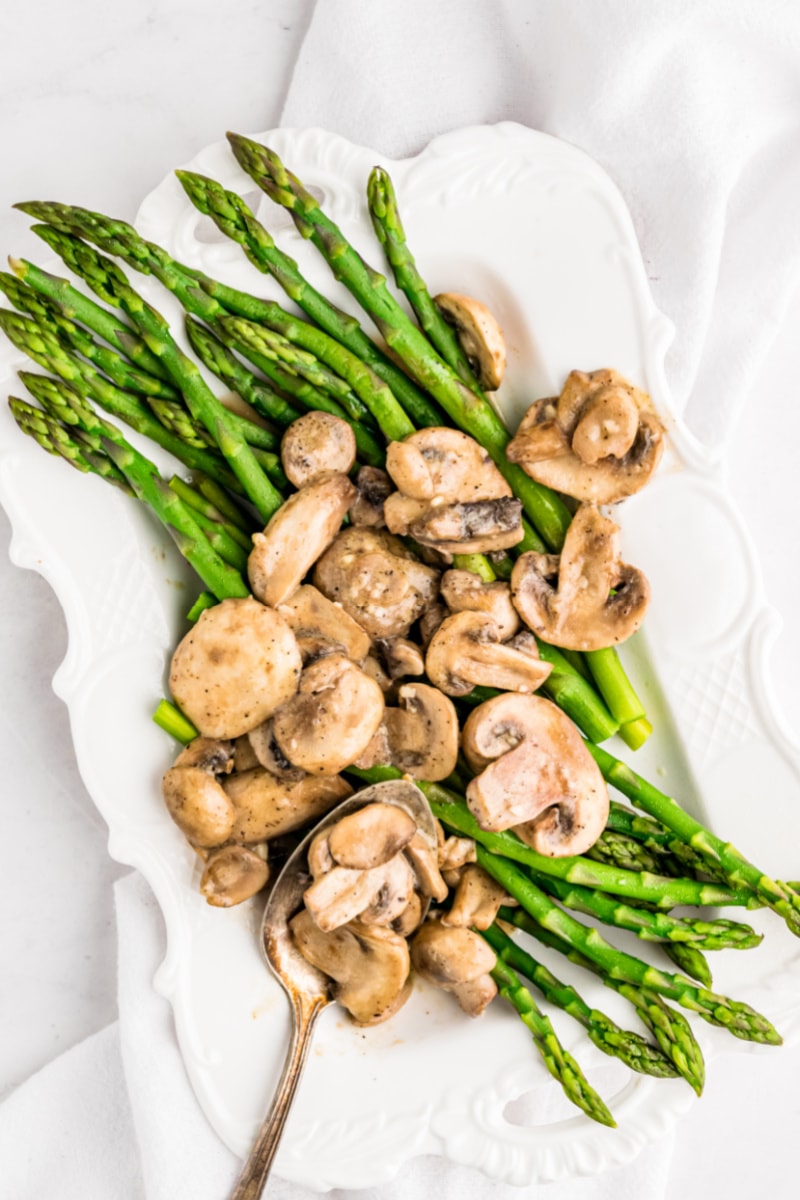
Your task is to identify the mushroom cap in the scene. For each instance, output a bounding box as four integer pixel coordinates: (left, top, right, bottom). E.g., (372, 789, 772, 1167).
(313, 527, 440, 639)
(246, 719, 306, 781)
(511, 504, 650, 651)
(248, 472, 357, 609)
(383, 683, 460, 782)
(280, 412, 356, 488)
(162, 766, 236, 847)
(200, 844, 270, 907)
(174, 736, 235, 775)
(386, 428, 512, 503)
(277, 584, 371, 666)
(169, 597, 302, 739)
(411, 918, 497, 987)
(374, 636, 425, 681)
(440, 864, 512, 931)
(395, 496, 524, 557)
(440, 570, 520, 639)
(462, 693, 609, 855)
(350, 465, 393, 528)
(506, 369, 664, 504)
(425, 611, 552, 697)
(328, 802, 417, 870)
(272, 654, 385, 775)
(303, 855, 416, 931)
(433, 292, 507, 390)
(223, 770, 351, 842)
(290, 910, 411, 1026)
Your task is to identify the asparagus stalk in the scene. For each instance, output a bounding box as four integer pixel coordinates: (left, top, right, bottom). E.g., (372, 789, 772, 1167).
(173, 171, 442, 429)
(529, 872, 762, 949)
(488, 955, 615, 1126)
(168, 476, 252, 550)
(429, 789, 754, 909)
(588, 742, 800, 937)
(482, 922, 678, 1079)
(185, 316, 302, 429)
(8, 256, 171, 381)
(604, 802, 729, 883)
(663, 943, 713, 988)
(587, 829, 685, 877)
(478, 849, 781, 1044)
(367, 166, 479, 389)
(14, 236, 283, 523)
(153, 698, 200, 743)
(9, 396, 132, 493)
(501, 909, 706, 1095)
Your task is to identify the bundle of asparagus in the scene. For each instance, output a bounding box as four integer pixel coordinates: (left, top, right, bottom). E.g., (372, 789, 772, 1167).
(3, 136, 797, 1129)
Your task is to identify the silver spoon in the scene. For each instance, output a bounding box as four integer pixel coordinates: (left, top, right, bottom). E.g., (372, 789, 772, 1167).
(228, 777, 437, 1200)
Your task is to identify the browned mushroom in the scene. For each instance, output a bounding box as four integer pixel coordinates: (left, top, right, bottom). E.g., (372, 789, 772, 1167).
(272, 654, 385, 775)
(375, 636, 426, 681)
(313, 527, 440, 639)
(223, 770, 351, 842)
(303, 854, 416, 931)
(506, 369, 664, 503)
(169, 597, 302, 739)
(410, 918, 497, 1016)
(328, 803, 417, 869)
(425, 611, 552, 697)
(290, 911, 412, 1025)
(461, 693, 609, 856)
(200, 844, 270, 907)
(246, 719, 306, 781)
(440, 569, 519, 639)
(433, 293, 507, 390)
(277, 584, 371, 665)
(248, 472, 357, 609)
(382, 683, 460, 781)
(441, 864, 514, 931)
(511, 504, 650, 651)
(162, 765, 236, 847)
(403, 831, 449, 902)
(349, 466, 393, 528)
(280, 412, 356, 488)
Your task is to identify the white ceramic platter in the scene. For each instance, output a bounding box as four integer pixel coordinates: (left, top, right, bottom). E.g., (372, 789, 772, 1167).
(2, 124, 800, 1189)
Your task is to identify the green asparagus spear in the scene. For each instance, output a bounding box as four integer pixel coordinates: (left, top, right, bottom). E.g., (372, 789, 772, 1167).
(663, 943, 713, 988)
(482, 922, 678, 1079)
(185, 317, 302, 429)
(9, 396, 132, 493)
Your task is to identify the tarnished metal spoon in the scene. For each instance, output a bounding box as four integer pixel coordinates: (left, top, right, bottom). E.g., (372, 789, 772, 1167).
(228, 778, 437, 1200)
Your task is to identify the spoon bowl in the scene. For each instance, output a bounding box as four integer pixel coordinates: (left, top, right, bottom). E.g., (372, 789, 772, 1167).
(229, 778, 436, 1199)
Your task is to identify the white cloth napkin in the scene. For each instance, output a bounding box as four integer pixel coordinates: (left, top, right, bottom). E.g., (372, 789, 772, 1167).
(4, 2, 800, 1198)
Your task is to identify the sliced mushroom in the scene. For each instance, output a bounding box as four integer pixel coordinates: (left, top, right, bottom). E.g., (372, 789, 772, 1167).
(328, 802, 417, 869)
(403, 831, 449, 902)
(381, 683, 460, 782)
(280, 412, 356, 488)
(361, 651, 393, 694)
(246, 719, 306, 781)
(272, 654, 385, 775)
(511, 504, 650, 651)
(425, 611, 552, 697)
(375, 636, 425, 681)
(162, 765, 236, 847)
(441, 865, 514, 931)
(419, 603, 447, 648)
(385, 495, 524, 557)
(433, 292, 507, 390)
(200, 844, 270, 907)
(248, 472, 356, 609)
(223, 770, 351, 842)
(290, 911, 412, 1025)
(233, 735, 260, 773)
(349, 465, 393, 528)
(313, 527, 440, 639)
(438, 835, 477, 875)
(506, 369, 664, 504)
(461, 693, 609, 856)
(440, 569, 519, 639)
(277, 584, 371, 665)
(169, 597, 302, 739)
(303, 853, 416, 931)
(174, 736, 235, 775)
(391, 890, 424, 937)
(411, 918, 498, 1016)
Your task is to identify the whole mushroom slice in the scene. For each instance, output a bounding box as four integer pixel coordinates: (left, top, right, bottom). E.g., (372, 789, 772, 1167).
(462, 693, 609, 856)
(403, 831, 449, 902)
(303, 854, 416, 932)
(313, 527, 440, 639)
(277, 584, 371, 666)
(386, 428, 512, 503)
(328, 802, 417, 870)
(162, 765, 236, 848)
(173, 736, 235, 775)
(441, 864, 514, 931)
(169, 597, 302, 739)
(290, 911, 412, 1026)
(349, 465, 393, 528)
(440, 569, 520, 639)
(200, 844, 270, 908)
(433, 292, 507, 390)
(375, 636, 426, 681)
(506, 369, 665, 504)
(280, 411, 356, 489)
(382, 683, 460, 782)
(223, 770, 351, 842)
(246, 719, 306, 781)
(511, 504, 650, 651)
(402, 497, 524, 557)
(248, 472, 357, 609)
(411, 918, 498, 1016)
(426, 611, 552, 697)
(272, 654, 385, 775)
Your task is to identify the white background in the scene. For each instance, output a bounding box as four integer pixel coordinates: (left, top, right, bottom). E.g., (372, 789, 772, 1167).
(1, 1, 800, 1195)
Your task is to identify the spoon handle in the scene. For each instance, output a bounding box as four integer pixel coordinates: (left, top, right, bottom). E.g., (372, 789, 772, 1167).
(229, 992, 326, 1200)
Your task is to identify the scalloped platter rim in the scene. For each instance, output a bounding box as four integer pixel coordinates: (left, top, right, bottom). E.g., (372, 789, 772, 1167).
(2, 123, 800, 1190)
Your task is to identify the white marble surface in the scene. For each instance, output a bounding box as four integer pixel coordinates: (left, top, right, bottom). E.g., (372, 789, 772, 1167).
(2, 0, 800, 1193)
